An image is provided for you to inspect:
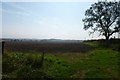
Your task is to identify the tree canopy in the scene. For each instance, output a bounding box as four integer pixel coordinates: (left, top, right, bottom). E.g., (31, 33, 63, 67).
(83, 1, 120, 40)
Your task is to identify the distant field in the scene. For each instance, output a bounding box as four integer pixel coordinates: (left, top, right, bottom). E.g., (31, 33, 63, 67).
(2, 39, 120, 79)
(4, 41, 92, 53)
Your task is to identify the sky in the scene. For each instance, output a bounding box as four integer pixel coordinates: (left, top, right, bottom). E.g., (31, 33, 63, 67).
(1, 1, 117, 40)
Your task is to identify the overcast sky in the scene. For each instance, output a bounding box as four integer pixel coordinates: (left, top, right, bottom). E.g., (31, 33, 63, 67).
(1, 1, 118, 40)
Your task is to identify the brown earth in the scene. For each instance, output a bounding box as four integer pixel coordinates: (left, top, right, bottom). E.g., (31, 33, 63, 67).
(4, 41, 93, 53)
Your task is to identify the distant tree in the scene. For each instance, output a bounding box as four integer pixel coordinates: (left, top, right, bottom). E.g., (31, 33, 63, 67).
(83, 1, 120, 40)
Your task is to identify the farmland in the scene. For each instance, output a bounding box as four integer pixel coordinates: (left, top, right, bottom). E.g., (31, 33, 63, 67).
(2, 39, 120, 79)
(4, 40, 92, 53)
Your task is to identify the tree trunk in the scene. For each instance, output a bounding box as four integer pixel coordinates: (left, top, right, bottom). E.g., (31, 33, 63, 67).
(105, 35, 109, 41)
(105, 35, 110, 47)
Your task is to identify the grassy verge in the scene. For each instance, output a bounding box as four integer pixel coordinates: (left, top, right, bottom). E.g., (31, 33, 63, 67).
(2, 41, 120, 79)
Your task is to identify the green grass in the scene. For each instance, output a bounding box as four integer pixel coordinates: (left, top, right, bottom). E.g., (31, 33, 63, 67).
(2, 41, 120, 79)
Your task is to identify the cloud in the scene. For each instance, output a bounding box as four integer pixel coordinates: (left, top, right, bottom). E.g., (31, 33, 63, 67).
(1, 3, 44, 24)
(2, 0, 118, 2)
(1, 3, 32, 16)
(1, 3, 51, 24)
(2, 2, 65, 28)
(1, 9, 30, 16)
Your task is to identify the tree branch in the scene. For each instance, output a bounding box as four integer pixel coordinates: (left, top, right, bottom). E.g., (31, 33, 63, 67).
(110, 29, 119, 36)
(108, 17, 117, 27)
